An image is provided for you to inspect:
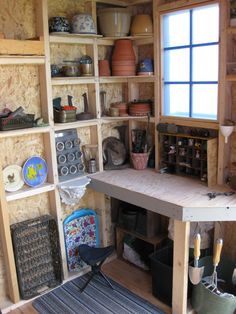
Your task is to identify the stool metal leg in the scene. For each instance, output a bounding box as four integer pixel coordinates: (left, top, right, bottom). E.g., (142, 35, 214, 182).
(80, 272, 95, 293)
(99, 271, 114, 290)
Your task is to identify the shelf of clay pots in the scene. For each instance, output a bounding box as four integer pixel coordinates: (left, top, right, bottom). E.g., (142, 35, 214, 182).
(54, 119, 99, 131)
(6, 183, 55, 202)
(0, 55, 45, 65)
(51, 77, 97, 85)
(49, 33, 102, 45)
(0, 126, 50, 139)
(97, 35, 153, 46)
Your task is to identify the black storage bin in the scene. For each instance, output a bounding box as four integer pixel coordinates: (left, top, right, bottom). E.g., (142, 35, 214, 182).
(150, 245, 193, 306)
(150, 246, 173, 306)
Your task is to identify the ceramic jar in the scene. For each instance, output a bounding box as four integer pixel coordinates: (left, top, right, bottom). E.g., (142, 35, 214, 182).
(130, 14, 153, 36)
(137, 58, 154, 75)
(49, 16, 70, 33)
(71, 14, 96, 34)
(97, 8, 131, 37)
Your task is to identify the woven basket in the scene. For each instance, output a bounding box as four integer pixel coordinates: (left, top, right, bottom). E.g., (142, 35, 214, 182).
(131, 152, 149, 170)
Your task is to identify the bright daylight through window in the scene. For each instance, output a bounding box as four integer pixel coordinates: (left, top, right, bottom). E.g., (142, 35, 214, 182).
(162, 4, 219, 120)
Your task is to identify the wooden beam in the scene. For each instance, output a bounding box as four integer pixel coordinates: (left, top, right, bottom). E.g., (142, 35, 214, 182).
(0, 162, 20, 303)
(158, 0, 216, 12)
(172, 220, 190, 314)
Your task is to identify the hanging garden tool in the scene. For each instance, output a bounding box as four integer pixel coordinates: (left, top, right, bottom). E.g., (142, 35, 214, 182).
(189, 233, 204, 285)
(204, 238, 223, 293)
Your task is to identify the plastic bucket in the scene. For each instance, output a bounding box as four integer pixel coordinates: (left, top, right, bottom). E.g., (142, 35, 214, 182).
(191, 256, 236, 314)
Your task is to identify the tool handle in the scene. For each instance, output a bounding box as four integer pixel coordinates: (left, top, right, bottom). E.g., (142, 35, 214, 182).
(194, 233, 201, 260)
(213, 238, 223, 266)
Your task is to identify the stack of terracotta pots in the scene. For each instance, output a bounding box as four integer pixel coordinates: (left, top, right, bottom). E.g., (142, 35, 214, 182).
(112, 40, 136, 76)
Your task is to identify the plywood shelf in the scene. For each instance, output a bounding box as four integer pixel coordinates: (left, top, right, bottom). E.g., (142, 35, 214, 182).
(97, 35, 153, 46)
(54, 119, 99, 131)
(99, 75, 155, 83)
(51, 77, 96, 85)
(0, 38, 44, 56)
(0, 126, 50, 138)
(101, 116, 155, 123)
(0, 55, 45, 65)
(49, 33, 101, 44)
(6, 183, 55, 202)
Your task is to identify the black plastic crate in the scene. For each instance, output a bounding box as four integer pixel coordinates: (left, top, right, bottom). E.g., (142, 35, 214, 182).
(150, 245, 193, 306)
(11, 215, 63, 299)
(0, 114, 35, 131)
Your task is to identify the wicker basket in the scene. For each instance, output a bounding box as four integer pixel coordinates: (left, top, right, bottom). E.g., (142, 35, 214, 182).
(11, 215, 63, 299)
(0, 114, 35, 131)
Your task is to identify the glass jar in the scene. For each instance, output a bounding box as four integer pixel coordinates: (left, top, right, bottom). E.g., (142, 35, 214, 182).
(62, 60, 80, 77)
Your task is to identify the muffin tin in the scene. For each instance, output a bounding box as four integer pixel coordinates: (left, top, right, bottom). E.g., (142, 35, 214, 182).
(55, 129, 85, 181)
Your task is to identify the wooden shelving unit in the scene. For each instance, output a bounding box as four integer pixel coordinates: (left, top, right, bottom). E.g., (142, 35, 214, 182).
(0, 0, 155, 310)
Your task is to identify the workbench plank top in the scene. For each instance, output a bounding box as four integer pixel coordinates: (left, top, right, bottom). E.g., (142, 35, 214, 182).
(89, 169, 236, 221)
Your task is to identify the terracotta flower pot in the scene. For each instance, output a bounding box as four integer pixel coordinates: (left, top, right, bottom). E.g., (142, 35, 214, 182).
(131, 152, 149, 170)
(98, 60, 111, 76)
(112, 40, 136, 62)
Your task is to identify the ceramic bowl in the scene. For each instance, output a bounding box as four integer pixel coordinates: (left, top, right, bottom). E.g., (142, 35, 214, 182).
(51, 64, 61, 77)
(130, 14, 153, 36)
(49, 16, 70, 33)
(71, 14, 96, 34)
(97, 8, 131, 37)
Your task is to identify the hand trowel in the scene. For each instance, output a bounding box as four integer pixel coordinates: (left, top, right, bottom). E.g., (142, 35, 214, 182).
(189, 233, 204, 285)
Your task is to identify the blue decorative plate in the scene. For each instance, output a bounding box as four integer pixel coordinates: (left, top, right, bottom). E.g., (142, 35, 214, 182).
(22, 156, 48, 187)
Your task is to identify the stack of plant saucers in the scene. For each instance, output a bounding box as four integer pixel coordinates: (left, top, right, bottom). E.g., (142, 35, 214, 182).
(112, 40, 136, 76)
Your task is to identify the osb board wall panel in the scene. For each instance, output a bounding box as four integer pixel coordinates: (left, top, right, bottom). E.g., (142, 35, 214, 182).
(130, 3, 152, 15)
(8, 193, 51, 225)
(101, 121, 129, 141)
(76, 126, 91, 146)
(99, 83, 127, 112)
(48, 0, 85, 19)
(0, 134, 45, 168)
(231, 83, 236, 123)
(138, 44, 154, 62)
(98, 46, 113, 61)
(50, 44, 87, 66)
(52, 85, 94, 114)
(0, 65, 41, 119)
(0, 0, 35, 39)
(60, 188, 94, 220)
(139, 82, 154, 100)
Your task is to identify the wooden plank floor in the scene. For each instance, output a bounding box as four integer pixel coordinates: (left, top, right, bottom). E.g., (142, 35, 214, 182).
(7, 258, 171, 314)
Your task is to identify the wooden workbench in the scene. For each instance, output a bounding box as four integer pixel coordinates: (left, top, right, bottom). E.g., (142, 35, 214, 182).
(89, 169, 236, 314)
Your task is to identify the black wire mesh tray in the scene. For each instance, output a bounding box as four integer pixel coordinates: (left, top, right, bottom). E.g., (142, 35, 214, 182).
(11, 215, 63, 299)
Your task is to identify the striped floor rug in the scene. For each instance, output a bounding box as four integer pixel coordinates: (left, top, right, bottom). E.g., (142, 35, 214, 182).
(33, 272, 166, 314)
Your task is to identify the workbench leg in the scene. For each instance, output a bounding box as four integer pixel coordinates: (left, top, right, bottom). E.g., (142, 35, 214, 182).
(172, 220, 190, 314)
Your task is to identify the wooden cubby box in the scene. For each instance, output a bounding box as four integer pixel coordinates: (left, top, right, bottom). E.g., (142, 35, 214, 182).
(159, 133, 218, 187)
